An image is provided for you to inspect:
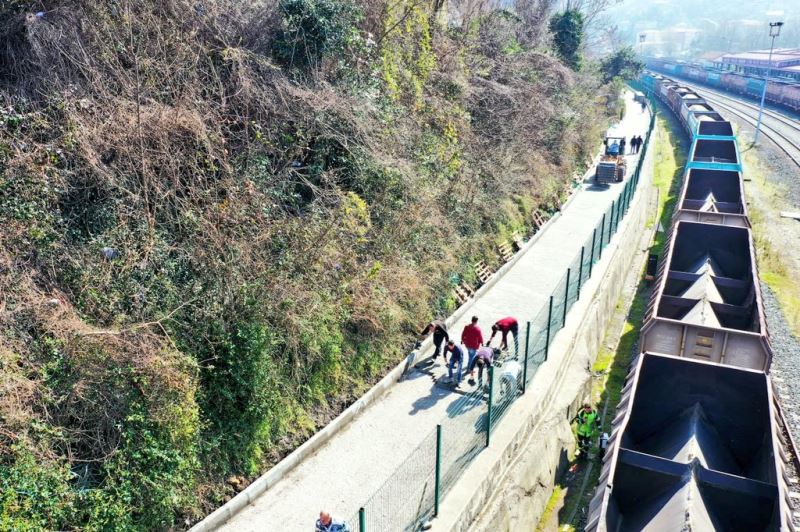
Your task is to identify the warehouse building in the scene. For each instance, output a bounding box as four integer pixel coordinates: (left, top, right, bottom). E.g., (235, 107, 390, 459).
(714, 48, 800, 81)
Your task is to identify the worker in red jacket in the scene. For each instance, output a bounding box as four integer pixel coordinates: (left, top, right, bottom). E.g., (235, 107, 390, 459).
(488, 316, 519, 352)
(461, 316, 484, 372)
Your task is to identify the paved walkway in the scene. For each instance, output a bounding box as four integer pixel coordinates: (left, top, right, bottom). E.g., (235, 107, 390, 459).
(219, 92, 651, 532)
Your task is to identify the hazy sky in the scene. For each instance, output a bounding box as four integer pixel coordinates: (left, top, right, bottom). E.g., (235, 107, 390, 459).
(598, 0, 799, 54)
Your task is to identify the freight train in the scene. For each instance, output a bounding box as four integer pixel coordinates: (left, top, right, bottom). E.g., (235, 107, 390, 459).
(585, 73, 796, 531)
(647, 57, 800, 113)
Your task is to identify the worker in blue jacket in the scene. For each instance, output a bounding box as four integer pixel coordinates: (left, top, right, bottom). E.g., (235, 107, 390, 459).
(316, 511, 350, 532)
(443, 340, 465, 387)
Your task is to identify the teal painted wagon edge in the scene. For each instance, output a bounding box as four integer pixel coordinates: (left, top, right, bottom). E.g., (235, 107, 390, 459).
(686, 160, 743, 172)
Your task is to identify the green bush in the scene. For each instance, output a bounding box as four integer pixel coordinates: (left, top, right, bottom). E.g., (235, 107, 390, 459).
(549, 10, 584, 70)
(195, 319, 287, 475)
(95, 401, 199, 529)
(600, 46, 645, 83)
(0, 444, 76, 531)
(273, 0, 363, 70)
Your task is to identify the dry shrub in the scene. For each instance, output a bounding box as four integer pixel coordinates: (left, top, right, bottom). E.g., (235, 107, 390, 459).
(0, 252, 194, 460)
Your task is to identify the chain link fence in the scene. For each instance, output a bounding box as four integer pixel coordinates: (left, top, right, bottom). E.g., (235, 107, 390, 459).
(347, 94, 656, 532)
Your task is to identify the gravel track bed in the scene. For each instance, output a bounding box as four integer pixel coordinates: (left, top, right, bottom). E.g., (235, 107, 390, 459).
(762, 284, 800, 481)
(714, 105, 800, 206)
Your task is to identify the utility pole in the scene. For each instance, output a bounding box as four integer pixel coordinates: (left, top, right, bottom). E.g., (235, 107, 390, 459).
(754, 21, 783, 144)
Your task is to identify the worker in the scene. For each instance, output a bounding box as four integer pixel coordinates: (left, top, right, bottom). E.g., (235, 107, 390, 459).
(419, 319, 449, 363)
(488, 316, 519, 352)
(461, 316, 484, 373)
(608, 140, 620, 156)
(500, 357, 522, 399)
(619, 137, 627, 155)
(572, 403, 599, 457)
(467, 346, 499, 387)
(443, 340, 464, 387)
(316, 511, 350, 532)
(636, 135, 643, 153)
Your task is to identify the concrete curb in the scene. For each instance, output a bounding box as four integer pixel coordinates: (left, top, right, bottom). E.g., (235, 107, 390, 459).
(189, 172, 582, 532)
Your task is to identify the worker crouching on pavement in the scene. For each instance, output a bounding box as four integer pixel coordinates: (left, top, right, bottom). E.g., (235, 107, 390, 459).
(419, 319, 449, 363)
(488, 316, 518, 352)
(467, 346, 499, 387)
(572, 403, 599, 457)
(316, 511, 350, 532)
(443, 340, 464, 387)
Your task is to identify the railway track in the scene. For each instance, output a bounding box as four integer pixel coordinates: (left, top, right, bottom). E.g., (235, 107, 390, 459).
(773, 380, 800, 527)
(689, 84, 800, 132)
(675, 81, 800, 169)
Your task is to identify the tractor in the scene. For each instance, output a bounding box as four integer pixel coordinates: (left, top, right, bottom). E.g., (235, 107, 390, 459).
(596, 136, 627, 185)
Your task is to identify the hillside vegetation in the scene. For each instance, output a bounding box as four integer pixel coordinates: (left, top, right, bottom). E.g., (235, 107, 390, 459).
(0, 0, 618, 528)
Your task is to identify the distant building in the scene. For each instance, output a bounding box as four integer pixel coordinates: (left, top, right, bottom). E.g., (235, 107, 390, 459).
(638, 27, 702, 58)
(714, 48, 800, 81)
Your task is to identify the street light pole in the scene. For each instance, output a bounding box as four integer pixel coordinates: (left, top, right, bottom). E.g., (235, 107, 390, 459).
(754, 21, 783, 143)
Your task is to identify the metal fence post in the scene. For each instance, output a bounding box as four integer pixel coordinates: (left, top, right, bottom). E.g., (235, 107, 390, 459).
(610, 200, 616, 236)
(631, 177, 636, 205)
(616, 193, 623, 227)
(545, 296, 554, 361)
(486, 366, 494, 448)
(562, 268, 571, 327)
(624, 182, 630, 211)
(627, 181, 632, 210)
(622, 189, 630, 219)
(599, 214, 606, 259)
(621, 182, 627, 212)
(359, 507, 366, 532)
(625, 183, 631, 211)
(434, 424, 442, 517)
(523, 321, 530, 392)
(577, 246, 585, 300)
(590, 228, 596, 276)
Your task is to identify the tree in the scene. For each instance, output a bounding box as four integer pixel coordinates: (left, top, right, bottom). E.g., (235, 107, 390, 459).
(549, 10, 584, 70)
(600, 46, 644, 83)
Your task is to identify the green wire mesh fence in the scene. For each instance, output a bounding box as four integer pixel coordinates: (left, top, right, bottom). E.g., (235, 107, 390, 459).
(349, 94, 657, 532)
(439, 385, 488, 498)
(347, 428, 439, 532)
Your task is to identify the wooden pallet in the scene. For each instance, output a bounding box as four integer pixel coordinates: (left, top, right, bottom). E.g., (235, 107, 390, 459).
(453, 281, 476, 305)
(474, 261, 492, 284)
(498, 241, 514, 263)
(532, 210, 548, 231)
(510, 231, 524, 251)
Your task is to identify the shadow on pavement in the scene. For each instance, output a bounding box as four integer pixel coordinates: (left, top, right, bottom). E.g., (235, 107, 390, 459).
(408, 366, 470, 415)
